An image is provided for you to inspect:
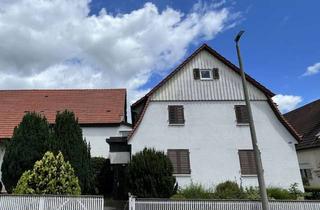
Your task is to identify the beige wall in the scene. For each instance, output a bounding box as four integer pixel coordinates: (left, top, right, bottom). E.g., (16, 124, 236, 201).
(298, 148, 320, 187)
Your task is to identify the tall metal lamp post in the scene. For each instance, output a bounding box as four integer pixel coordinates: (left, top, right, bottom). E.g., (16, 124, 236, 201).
(234, 31, 270, 210)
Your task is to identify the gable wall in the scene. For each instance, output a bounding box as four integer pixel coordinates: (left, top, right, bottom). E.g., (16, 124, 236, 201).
(151, 50, 267, 101)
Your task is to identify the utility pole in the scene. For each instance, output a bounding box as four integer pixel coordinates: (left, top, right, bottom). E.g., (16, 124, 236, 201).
(234, 31, 270, 210)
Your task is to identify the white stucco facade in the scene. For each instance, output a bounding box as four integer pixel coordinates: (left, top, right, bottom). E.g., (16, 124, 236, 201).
(297, 148, 320, 187)
(130, 46, 303, 190)
(130, 101, 303, 190)
(82, 124, 132, 158)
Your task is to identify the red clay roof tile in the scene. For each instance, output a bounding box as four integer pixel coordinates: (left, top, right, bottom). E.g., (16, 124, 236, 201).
(0, 89, 126, 139)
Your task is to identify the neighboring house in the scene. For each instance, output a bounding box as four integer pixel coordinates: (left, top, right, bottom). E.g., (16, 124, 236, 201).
(0, 89, 131, 181)
(129, 44, 303, 190)
(284, 99, 320, 187)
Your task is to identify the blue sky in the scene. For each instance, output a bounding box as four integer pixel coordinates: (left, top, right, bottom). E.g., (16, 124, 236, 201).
(89, 0, 320, 109)
(0, 0, 318, 113)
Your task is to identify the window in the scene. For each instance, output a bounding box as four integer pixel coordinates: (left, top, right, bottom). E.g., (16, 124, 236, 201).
(193, 68, 219, 80)
(238, 150, 257, 175)
(168, 105, 185, 125)
(235, 105, 250, 124)
(167, 149, 191, 174)
(300, 169, 313, 180)
(200, 69, 212, 80)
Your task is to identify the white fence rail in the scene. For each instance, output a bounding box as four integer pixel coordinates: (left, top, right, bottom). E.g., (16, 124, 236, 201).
(129, 197, 320, 210)
(0, 195, 104, 210)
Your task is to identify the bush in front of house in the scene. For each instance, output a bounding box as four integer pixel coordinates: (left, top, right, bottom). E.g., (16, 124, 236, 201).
(176, 183, 215, 199)
(304, 186, 320, 200)
(214, 181, 247, 199)
(91, 157, 113, 195)
(1, 112, 51, 193)
(51, 110, 94, 194)
(128, 148, 177, 198)
(13, 151, 81, 195)
(172, 181, 303, 200)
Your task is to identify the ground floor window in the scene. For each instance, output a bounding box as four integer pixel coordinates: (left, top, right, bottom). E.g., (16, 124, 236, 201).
(167, 149, 191, 175)
(238, 150, 257, 175)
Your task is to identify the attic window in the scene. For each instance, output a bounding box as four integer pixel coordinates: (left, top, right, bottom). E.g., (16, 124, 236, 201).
(200, 69, 212, 80)
(193, 68, 219, 80)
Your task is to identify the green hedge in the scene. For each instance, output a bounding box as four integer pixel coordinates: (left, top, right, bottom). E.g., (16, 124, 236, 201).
(171, 181, 303, 200)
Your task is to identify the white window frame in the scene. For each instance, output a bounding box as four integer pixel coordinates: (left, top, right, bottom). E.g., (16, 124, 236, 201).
(199, 69, 213, 80)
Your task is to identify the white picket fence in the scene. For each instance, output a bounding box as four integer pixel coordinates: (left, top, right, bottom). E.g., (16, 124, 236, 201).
(129, 197, 320, 210)
(0, 195, 104, 210)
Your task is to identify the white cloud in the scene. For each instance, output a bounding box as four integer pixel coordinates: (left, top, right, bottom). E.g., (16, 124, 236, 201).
(303, 62, 320, 76)
(0, 0, 236, 104)
(272, 94, 302, 113)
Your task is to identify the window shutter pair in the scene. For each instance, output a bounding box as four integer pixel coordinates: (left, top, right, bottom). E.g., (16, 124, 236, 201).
(193, 68, 219, 79)
(167, 149, 191, 174)
(168, 105, 185, 124)
(238, 150, 257, 175)
(235, 105, 250, 124)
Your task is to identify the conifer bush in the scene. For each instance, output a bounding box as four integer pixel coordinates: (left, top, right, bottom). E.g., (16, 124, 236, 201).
(1, 112, 51, 193)
(51, 110, 94, 194)
(14, 151, 81, 195)
(128, 148, 177, 198)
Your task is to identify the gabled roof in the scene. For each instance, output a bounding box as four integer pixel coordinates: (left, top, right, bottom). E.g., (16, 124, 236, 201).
(129, 43, 300, 142)
(284, 99, 320, 150)
(0, 89, 127, 139)
(132, 44, 274, 107)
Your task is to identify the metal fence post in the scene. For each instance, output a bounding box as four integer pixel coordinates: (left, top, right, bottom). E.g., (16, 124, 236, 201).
(129, 195, 136, 210)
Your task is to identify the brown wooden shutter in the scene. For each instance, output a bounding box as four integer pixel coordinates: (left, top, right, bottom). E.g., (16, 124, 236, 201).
(212, 68, 219, 79)
(238, 150, 257, 175)
(167, 149, 191, 174)
(235, 105, 250, 124)
(168, 105, 185, 124)
(193, 68, 200, 80)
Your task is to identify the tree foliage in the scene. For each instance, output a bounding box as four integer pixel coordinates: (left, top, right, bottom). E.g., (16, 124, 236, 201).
(14, 151, 80, 195)
(128, 148, 177, 198)
(91, 157, 114, 195)
(51, 110, 94, 194)
(1, 112, 51, 193)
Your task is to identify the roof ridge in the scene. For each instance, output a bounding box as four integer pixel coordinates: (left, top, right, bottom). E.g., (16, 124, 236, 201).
(0, 88, 126, 92)
(285, 99, 320, 116)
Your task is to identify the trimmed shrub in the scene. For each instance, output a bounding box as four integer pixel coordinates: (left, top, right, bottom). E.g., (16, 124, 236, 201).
(267, 187, 294, 200)
(304, 186, 320, 200)
(245, 186, 261, 200)
(13, 151, 81, 195)
(214, 181, 246, 199)
(51, 110, 94, 194)
(128, 148, 177, 198)
(178, 183, 215, 199)
(91, 157, 113, 195)
(1, 112, 51, 193)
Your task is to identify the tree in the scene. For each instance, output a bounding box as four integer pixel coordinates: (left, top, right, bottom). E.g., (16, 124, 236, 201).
(14, 151, 81, 195)
(91, 157, 113, 195)
(1, 112, 51, 193)
(51, 110, 94, 194)
(128, 148, 177, 198)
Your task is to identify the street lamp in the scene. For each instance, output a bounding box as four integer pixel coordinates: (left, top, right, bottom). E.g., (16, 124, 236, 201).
(235, 31, 270, 210)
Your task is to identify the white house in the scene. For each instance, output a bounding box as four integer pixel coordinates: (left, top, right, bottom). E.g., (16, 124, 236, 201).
(0, 89, 131, 182)
(284, 99, 320, 187)
(129, 44, 303, 190)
